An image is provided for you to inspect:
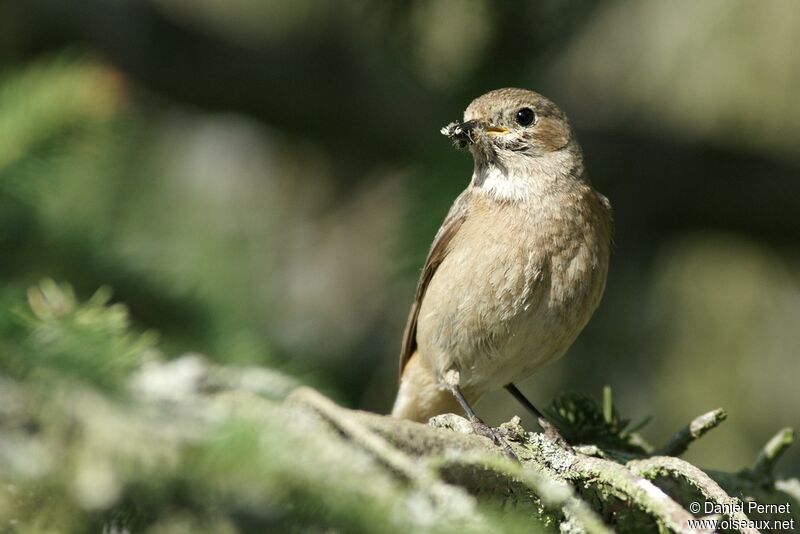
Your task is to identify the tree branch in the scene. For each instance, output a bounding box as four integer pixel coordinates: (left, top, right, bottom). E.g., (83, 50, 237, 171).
(287, 386, 797, 533)
(656, 408, 727, 457)
(753, 427, 795, 479)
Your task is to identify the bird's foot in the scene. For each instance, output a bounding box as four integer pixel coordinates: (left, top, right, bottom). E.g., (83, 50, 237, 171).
(538, 417, 574, 453)
(471, 420, 519, 462)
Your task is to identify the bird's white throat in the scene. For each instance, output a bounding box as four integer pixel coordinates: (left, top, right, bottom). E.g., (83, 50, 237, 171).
(473, 166, 537, 202)
(472, 149, 580, 202)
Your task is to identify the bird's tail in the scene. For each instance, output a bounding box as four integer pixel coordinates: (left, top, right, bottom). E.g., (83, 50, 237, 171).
(391, 351, 462, 423)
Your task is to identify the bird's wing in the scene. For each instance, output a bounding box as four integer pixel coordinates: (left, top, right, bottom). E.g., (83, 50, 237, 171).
(399, 189, 471, 377)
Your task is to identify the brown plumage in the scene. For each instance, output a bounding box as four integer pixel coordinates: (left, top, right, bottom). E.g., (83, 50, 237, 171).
(392, 89, 613, 434)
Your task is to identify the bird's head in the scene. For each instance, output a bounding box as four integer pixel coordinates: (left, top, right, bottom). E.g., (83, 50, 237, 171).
(441, 88, 579, 172)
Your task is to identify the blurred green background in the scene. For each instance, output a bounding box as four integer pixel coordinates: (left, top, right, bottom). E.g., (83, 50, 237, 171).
(1, 0, 798, 477)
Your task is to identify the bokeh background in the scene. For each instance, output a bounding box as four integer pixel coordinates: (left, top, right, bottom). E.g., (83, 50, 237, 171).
(1, 0, 798, 476)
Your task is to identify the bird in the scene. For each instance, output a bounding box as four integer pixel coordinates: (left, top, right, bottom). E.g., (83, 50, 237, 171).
(390, 88, 613, 457)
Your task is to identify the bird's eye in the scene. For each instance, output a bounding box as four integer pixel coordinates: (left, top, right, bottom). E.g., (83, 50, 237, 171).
(515, 107, 535, 126)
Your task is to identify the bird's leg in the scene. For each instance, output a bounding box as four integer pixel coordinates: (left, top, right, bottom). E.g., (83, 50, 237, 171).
(443, 370, 518, 461)
(505, 383, 573, 451)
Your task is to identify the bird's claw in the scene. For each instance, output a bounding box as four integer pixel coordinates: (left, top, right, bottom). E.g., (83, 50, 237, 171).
(471, 420, 519, 462)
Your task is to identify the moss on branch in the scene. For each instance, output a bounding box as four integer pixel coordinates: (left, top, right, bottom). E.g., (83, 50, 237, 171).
(0, 282, 797, 532)
(286, 386, 797, 533)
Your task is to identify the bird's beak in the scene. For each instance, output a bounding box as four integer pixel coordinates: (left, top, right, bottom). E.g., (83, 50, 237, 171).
(484, 125, 509, 137)
(441, 120, 509, 147)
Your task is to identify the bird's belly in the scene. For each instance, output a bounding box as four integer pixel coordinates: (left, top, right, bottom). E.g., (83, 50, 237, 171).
(416, 226, 607, 392)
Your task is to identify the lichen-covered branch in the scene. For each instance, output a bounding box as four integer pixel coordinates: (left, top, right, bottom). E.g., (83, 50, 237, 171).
(3, 281, 797, 532)
(628, 457, 757, 533)
(753, 428, 795, 478)
(288, 384, 797, 534)
(1, 350, 797, 532)
(657, 409, 727, 457)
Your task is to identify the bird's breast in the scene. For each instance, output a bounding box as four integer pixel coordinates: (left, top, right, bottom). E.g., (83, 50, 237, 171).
(416, 187, 612, 390)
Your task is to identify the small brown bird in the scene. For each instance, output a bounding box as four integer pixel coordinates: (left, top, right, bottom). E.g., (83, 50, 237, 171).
(391, 88, 613, 455)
